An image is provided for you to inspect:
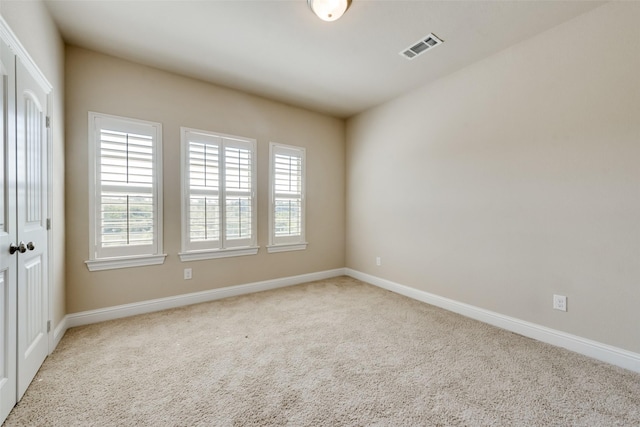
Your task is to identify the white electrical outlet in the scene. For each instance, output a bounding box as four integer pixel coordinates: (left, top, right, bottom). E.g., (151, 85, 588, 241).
(376, 256, 382, 266)
(553, 294, 567, 311)
(184, 268, 192, 280)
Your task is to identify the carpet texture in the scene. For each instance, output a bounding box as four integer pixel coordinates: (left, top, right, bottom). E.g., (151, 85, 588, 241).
(4, 276, 640, 426)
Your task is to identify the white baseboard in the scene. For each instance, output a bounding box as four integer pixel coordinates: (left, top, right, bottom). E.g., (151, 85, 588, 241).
(345, 268, 640, 374)
(51, 317, 68, 353)
(65, 268, 346, 329)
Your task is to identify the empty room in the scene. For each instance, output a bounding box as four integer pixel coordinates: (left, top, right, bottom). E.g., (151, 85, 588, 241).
(1, 0, 639, 425)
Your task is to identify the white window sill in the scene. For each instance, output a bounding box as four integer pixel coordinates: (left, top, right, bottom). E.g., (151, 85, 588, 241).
(179, 246, 259, 262)
(266, 243, 308, 253)
(85, 254, 167, 272)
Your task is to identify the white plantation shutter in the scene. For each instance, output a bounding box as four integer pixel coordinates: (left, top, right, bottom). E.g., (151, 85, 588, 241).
(274, 154, 302, 236)
(87, 113, 164, 268)
(99, 129, 154, 247)
(188, 142, 220, 242)
(184, 132, 221, 251)
(181, 128, 256, 257)
(224, 143, 253, 246)
(269, 143, 306, 251)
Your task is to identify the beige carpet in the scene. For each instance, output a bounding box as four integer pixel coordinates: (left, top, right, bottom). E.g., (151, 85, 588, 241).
(4, 276, 640, 426)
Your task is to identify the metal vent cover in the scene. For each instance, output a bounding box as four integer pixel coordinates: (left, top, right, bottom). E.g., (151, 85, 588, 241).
(400, 33, 443, 60)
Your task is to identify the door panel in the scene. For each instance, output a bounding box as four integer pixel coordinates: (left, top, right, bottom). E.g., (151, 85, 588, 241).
(0, 270, 17, 423)
(0, 38, 17, 424)
(26, 96, 43, 223)
(23, 258, 43, 356)
(16, 57, 48, 400)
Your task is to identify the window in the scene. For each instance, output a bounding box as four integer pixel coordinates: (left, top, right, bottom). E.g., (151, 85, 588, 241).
(86, 112, 165, 271)
(268, 143, 307, 253)
(180, 128, 257, 261)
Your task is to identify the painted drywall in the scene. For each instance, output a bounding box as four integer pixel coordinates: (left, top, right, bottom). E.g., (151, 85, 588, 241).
(0, 1, 66, 329)
(346, 2, 640, 353)
(65, 46, 345, 313)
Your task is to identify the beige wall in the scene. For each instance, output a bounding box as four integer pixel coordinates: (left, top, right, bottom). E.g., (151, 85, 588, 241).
(65, 46, 345, 313)
(346, 3, 640, 353)
(1, 1, 66, 329)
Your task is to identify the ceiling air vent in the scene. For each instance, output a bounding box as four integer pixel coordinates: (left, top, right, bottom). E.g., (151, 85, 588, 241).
(400, 33, 443, 60)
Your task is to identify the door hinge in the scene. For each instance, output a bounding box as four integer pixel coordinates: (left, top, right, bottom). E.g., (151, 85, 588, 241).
(46, 218, 51, 230)
(47, 320, 51, 333)
(46, 116, 51, 128)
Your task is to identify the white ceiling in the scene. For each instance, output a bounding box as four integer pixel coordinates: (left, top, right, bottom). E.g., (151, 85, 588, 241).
(44, 0, 604, 118)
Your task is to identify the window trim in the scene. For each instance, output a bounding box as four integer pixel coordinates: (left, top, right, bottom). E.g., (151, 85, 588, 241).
(179, 127, 258, 261)
(267, 142, 307, 254)
(86, 112, 166, 271)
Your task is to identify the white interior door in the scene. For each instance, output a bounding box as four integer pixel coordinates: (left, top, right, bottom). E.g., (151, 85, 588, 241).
(0, 37, 18, 424)
(15, 56, 49, 400)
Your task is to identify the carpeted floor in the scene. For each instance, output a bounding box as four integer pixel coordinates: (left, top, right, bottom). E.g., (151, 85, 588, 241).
(4, 276, 640, 426)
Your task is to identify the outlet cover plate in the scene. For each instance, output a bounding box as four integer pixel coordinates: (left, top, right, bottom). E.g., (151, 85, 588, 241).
(553, 294, 567, 311)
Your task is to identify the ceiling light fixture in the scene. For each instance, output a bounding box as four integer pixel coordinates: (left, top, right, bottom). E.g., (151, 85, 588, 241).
(307, 0, 351, 22)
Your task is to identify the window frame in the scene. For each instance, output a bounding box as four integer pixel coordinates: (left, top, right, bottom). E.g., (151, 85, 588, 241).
(267, 142, 307, 253)
(85, 112, 166, 271)
(179, 127, 258, 261)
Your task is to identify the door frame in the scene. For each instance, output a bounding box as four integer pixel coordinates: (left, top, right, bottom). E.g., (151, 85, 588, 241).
(0, 16, 54, 354)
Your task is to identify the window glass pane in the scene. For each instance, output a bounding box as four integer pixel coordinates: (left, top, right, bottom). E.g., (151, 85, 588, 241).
(226, 196, 252, 239)
(189, 196, 220, 242)
(128, 194, 154, 245)
(100, 191, 153, 247)
(275, 198, 302, 237)
(100, 192, 128, 247)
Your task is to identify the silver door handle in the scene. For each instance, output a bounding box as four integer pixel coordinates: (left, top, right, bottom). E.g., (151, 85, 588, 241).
(9, 242, 27, 254)
(27, 241, 35, 251)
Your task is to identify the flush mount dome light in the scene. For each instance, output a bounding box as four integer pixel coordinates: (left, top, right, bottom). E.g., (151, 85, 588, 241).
(308, 0, 351, 22)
